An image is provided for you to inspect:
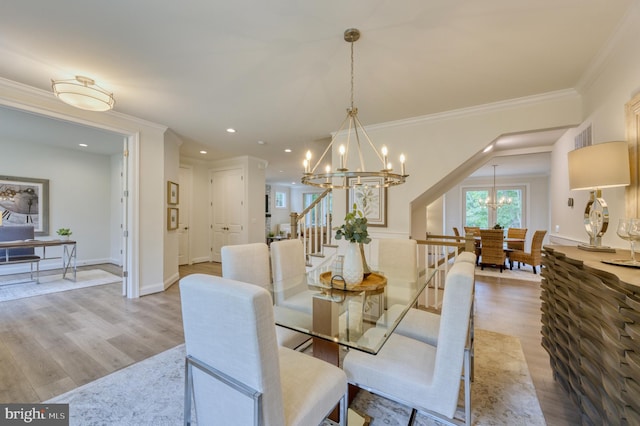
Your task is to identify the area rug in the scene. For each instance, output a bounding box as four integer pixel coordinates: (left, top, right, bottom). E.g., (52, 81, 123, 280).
(47, 329, 545, 426)
(0, 269, 121, 303)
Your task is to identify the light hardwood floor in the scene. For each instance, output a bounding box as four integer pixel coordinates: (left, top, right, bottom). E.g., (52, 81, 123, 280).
(0, 262, 580, 424)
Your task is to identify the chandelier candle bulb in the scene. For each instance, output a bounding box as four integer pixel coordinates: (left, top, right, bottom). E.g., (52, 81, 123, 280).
(339, 145, 346, 170)
(400, 154, 406, 176)
(381, 146, 388, 170)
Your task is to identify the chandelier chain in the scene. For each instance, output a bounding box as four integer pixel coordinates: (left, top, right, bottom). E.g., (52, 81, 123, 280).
(350, 39, 355, 111)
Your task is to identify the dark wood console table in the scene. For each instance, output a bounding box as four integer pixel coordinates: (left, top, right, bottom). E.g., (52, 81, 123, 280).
(0, 239, 77, 281)
(542, 246, 640, 425)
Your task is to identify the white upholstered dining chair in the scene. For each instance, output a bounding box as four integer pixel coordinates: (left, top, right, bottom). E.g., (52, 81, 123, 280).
(376, 238, 418, 311)
(270, 239, 314, 314)
(180, 274, 348, 426)
(343, 261, 475, 425)
(221, 243, 311, 350)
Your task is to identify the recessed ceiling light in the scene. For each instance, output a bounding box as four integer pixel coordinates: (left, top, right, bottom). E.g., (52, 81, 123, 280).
(279, 170, 284, 173)
(226, 128, 236, 133)
(284, 148, 292, 153)
(291, 182, 296, 185)
(78, 143, 88, 147)
(200, 150, 207, 154)
(257, 140, 265, 145)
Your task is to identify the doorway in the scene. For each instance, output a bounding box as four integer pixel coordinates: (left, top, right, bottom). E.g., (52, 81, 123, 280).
(0, 102, 138, 298)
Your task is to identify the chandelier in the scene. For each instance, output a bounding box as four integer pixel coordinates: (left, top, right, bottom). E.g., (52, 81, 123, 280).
(51, 76, 115, 112)
(301, 28, 407, 189)
(479, 165, 512, 210)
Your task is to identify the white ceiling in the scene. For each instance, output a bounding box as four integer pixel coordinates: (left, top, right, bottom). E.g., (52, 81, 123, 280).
(0, 1, 633, 184)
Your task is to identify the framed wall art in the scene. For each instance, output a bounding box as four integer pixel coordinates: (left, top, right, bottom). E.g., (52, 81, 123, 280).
(346, 176, 387, 227)
(0, 175, 50, 235)
(168, 207, 179, 231)
(167, 181, 179, 205)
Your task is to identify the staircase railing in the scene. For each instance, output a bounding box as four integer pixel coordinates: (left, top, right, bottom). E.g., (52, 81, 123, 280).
(289, 189, 333, 261)
(415, 234, 470, 310)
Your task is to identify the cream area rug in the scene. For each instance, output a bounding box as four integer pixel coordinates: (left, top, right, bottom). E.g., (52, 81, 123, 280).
(47, 329, 545, 426)
(0, 269, 121, 302)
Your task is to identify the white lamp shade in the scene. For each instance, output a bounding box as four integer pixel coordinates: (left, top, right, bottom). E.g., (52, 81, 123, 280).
(568, 141, 630, 190)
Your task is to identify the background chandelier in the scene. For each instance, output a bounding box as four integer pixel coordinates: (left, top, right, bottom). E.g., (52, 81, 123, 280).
(301, 28, 407, 189)
(479, 165, 512, 210)
(51, 76, 115, 112)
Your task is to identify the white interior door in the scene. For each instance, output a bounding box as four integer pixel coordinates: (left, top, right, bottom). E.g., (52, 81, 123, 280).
(178, 166, 192, 265)
(211, 168, 244, 262)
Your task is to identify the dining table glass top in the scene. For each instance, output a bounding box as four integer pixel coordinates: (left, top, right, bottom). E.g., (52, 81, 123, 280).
(272, 256, 436, 354)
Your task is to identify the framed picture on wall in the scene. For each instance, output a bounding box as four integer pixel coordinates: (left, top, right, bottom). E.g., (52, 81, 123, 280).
(167, 181, 179, 205)
(0, 175, 50, 235)
(346, 176, 387, 227)
(168, 207, 179, 230)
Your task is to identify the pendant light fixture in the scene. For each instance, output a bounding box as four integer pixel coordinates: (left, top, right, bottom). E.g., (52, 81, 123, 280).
(301, 28, 407, 189)
(479, 165, 512, 210)
(51, 76, 115, 112)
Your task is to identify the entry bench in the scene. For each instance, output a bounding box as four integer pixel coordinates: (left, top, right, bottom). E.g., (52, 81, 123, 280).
(0, 225, 40, 282)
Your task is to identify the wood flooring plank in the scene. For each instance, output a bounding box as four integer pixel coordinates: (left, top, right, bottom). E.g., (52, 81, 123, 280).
(0, 329, 68, 390)
(63, 328, 135, 373)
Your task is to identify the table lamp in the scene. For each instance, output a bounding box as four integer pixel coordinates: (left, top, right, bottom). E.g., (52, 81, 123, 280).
(568, 141, 630, 252)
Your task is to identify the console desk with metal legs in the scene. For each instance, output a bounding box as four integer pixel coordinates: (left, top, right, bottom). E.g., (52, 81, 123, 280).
(0, 239, 77, 282)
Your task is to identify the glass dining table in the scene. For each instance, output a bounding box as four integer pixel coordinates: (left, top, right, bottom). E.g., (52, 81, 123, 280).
(272, 256, 437, 361)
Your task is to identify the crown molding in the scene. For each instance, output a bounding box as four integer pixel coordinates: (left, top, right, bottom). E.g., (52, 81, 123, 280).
(335, 89, 580, 136)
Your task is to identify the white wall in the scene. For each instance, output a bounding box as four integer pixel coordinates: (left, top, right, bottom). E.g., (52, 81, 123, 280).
(549, 2, 640, 249)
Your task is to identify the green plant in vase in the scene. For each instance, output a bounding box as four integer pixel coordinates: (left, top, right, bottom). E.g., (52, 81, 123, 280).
(57, 228, 72, 240)
(335, 204, 372, 277)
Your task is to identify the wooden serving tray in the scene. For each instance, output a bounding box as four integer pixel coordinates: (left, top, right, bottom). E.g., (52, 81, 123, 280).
(319, 271, 387, 291)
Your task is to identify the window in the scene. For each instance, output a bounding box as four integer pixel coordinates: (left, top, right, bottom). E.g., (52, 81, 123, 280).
(274, 191, 287, 209)
(463, 186, 525, 229)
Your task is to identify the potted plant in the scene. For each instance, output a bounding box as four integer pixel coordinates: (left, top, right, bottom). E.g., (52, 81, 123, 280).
(57, 228, 72, 241)
(334, 204, 372, 285)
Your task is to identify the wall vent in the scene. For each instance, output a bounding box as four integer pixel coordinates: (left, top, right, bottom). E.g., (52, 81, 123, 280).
(574, 125, 592, 149)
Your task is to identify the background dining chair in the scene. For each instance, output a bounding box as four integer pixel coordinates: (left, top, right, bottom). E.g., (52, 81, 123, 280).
(506, 227, 527, 251)
(270, 239, 314, 313)
(180, 274, 347, 425)
(463, 226, 482, 265)
(479, 229, 507, 272)
(509, 229, 547, 274)
(343, 261, 475, 425)
(221, 243, 311, 350)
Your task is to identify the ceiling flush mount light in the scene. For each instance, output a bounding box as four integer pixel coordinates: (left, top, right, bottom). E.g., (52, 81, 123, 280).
(301, 28, 407, 190)
(51, 76, 115, 112)
(226, 128, 236, 133)
(568, 141, 630, 252)
(479, 165, 512, 210)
